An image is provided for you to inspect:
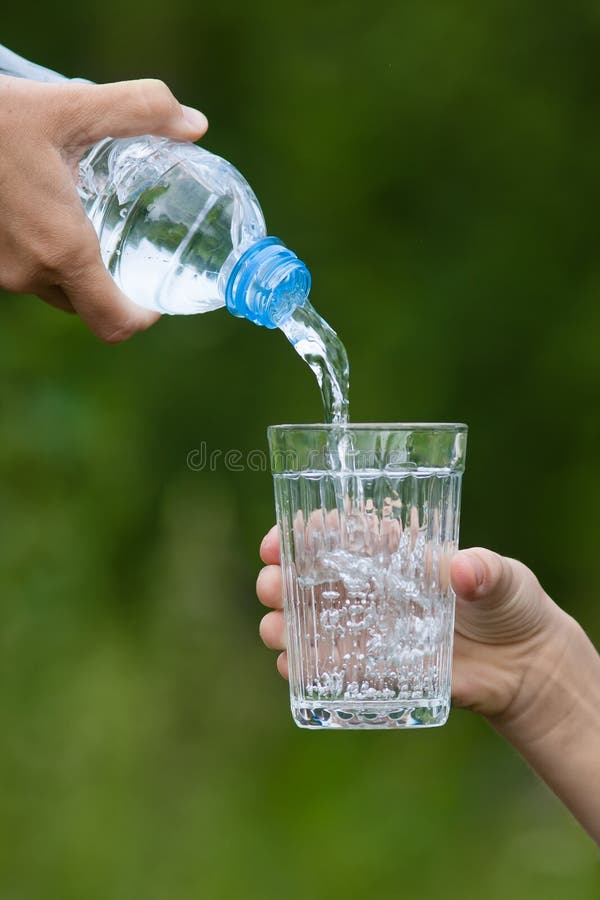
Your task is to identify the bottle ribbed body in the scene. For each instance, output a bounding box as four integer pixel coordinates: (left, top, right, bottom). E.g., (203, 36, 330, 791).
(79, 137, 267, 315)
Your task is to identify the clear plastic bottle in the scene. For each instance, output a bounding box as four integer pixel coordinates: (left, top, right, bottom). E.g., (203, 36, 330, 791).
(0, 45, 310, 328)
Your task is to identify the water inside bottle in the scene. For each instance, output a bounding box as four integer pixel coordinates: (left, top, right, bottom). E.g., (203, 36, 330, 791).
(280, 302, 350, 425)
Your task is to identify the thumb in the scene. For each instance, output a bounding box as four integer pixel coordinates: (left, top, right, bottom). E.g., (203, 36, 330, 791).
(63, 260, 160, 343)
(56, 225, 160, 342)
(451, 548, 550, 644)
(53, 79, 208, 145)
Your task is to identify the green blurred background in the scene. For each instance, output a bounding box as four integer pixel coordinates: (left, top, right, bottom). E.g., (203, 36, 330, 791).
(1, 2, 599, 897)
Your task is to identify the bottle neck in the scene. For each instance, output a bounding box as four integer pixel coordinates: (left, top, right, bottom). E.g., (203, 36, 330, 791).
(225, 237, 311, 329)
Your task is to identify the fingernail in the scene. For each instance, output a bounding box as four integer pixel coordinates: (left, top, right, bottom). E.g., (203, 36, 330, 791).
(469, 553, 486, 588)
(182, 105, 208, 133)
(260, 528, 274, 553)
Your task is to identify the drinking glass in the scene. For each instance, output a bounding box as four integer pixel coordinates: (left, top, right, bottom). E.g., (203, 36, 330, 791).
(268, 424, 467, 729)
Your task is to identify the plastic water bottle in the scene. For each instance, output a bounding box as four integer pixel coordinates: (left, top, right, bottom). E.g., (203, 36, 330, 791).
(0, 45, 310, 328)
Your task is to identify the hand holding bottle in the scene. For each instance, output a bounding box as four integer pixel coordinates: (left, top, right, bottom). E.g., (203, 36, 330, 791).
(0, 74, 207, 341)
(257, 527, 600, 845)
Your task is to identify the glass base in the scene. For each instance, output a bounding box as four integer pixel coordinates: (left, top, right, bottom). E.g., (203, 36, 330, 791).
(291, 699, 450, 730)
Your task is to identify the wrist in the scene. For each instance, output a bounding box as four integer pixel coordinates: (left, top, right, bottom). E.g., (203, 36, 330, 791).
(486, 611, 600, 843)
(488, 608, 596, 744)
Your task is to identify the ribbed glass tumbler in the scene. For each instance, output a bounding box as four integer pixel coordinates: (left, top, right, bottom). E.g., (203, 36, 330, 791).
(268, 424, 468, 730)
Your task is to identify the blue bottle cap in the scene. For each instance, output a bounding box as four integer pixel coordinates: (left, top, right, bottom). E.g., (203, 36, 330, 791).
(225, 237, 311, 328)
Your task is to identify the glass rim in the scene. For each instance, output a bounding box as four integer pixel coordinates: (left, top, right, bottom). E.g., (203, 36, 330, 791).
(268, 422, 468, 433)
